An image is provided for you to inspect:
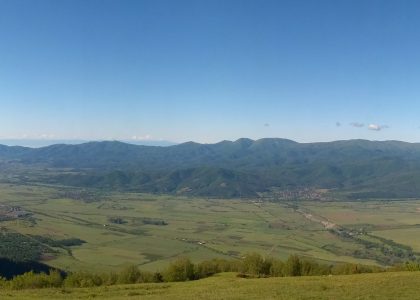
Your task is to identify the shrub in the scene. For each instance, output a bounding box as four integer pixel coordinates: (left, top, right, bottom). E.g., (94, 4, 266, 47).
(99, 271, 118, 286)
(270, 259, 285, 277)
(195, 260, 220, 279)
(152, 272, 163, 283)
(403, 262, 420, 271)
(284, 255, 301, 276)
(117, 265, 141, 284)
(240, 253, 271, 276)
(64, 271, 103, 288)
(213, 258, 241, 272)
(300, 260, 331, 276)
(331, 263, 381, 275)
(8, 270, 63, 290)
(163, 257, 195, 282)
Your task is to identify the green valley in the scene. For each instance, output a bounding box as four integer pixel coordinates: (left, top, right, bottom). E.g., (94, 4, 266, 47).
(1, 183, 420, 272)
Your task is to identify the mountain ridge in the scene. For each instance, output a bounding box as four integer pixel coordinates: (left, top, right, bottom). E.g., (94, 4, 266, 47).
(1, 138, 420, 199)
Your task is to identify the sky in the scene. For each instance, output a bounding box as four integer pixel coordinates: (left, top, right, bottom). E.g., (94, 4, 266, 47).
(1, 0, 420, 144)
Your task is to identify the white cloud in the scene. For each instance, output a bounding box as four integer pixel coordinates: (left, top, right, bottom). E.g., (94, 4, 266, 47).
(368, 124, 389, 131)
(39, 133, 55, 139)
(131, 134, 152, 140)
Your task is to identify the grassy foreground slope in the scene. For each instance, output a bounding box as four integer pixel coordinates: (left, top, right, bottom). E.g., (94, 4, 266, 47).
(2, 272, 420, 300)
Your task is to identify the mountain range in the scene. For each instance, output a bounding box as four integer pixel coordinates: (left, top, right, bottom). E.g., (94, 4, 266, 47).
(1, 138, 420, 199)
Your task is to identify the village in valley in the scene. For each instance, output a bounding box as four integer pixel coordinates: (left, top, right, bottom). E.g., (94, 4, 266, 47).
(0, 204, 31, 221)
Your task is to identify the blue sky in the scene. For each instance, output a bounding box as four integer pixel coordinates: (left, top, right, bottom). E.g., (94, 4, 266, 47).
(1, 0, 420, 143)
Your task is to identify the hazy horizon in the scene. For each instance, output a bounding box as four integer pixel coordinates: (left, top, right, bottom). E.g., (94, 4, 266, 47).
(2, 136, 420, 149)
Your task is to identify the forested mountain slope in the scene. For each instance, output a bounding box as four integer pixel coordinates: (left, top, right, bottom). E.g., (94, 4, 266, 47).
(1, 139, 420, 198)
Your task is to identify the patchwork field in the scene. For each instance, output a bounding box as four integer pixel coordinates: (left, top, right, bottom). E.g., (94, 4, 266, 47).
(1, 183, 420, 272)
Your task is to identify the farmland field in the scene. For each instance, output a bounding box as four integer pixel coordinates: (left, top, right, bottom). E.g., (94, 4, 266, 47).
(1, 183, 420, 272)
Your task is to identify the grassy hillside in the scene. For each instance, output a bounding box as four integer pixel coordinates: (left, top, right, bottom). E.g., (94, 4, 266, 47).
(2, 271, 420, 299)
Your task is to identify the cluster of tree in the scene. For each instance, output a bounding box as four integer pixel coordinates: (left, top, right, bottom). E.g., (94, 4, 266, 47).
(107, 217, 127, 224)
(57, 190, 101, 203)
(0, 233, 51, 261)
(0, 270, 63, 290)
(30, 235, 86, 248)
(237, 253, 385, 277)
(141, 218, 168, 226)
(0, 233, 87, 263)
(0, 253, 395, 290)
(329, 228, 417, 265)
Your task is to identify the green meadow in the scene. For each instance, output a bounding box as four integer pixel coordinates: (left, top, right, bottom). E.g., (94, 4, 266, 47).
(1, 271, 420, 300)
